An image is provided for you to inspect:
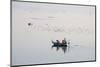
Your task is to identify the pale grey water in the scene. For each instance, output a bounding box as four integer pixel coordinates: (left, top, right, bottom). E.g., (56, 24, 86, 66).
(12, 1, 95, 66)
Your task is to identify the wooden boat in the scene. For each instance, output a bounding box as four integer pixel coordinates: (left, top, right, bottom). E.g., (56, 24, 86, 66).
(52, 44, 67, 47)
(51, 39, 70, 47)
(52, 42, 67, 47)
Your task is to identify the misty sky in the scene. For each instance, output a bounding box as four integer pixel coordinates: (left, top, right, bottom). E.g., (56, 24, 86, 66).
(12, 1, 95, 34)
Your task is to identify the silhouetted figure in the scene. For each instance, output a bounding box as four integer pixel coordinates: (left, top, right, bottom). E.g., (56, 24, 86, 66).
(56, 40, 60, 45)
(61, 38, 67, 45)
(52, 38, 68, 47)
(52, 40, 60, 46)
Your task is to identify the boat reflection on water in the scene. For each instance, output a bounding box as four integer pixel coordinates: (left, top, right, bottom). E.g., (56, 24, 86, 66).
(52, 45, 69, 53)
(51, 38, 70, 53)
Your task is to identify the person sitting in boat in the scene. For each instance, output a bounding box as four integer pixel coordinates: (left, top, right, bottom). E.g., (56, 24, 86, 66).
(61, 38, 67, 45)
(56, 40, 60, 45)
(52, 40, 60, 46)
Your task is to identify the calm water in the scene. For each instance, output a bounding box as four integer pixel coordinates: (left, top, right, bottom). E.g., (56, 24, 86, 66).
(12, 1, 95, 66)
(12, 31, 95, 65)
